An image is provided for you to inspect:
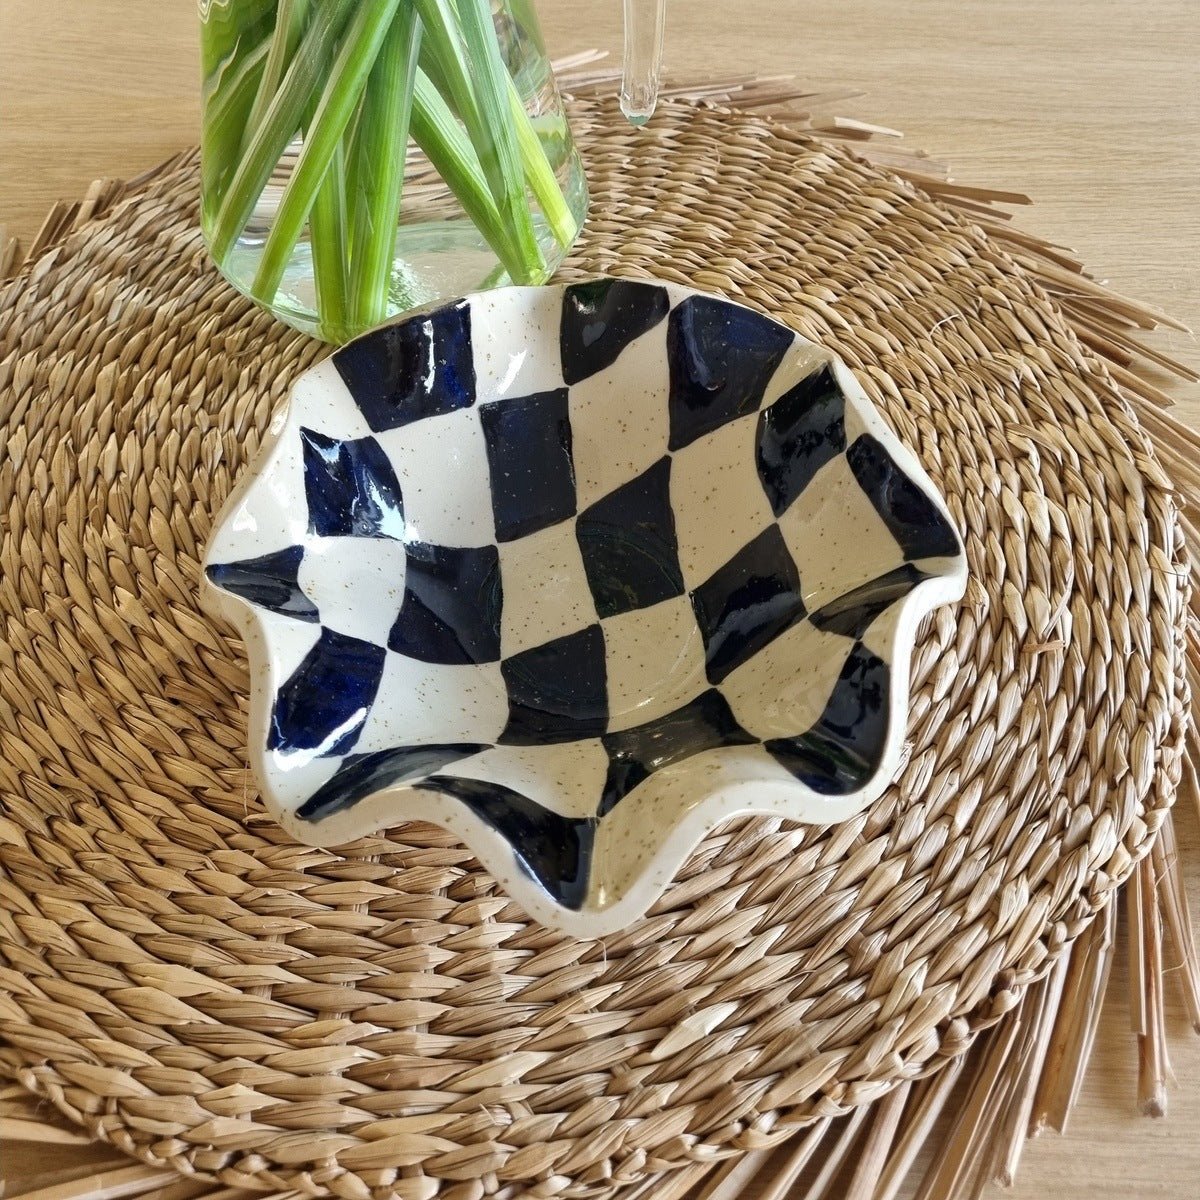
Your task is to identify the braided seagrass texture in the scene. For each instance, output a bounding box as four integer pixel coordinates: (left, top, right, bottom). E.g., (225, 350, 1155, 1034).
(0, 97, 1189, 1200)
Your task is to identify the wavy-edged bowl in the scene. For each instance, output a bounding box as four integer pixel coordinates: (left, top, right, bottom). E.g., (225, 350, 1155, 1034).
(202, 279, 967, 937)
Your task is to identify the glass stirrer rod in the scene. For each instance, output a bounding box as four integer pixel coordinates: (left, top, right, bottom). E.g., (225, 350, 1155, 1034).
(621, 0, 667, 125)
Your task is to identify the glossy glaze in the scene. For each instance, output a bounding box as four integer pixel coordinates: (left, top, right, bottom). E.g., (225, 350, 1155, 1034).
(203, 279, 968, 936)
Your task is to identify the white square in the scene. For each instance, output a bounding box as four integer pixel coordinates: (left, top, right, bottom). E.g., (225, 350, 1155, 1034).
(470, 289, 565, 401)
(296, 536, 407, 646)
(718, 620, 855, 740)
(860, 609, 901, 663)
(837, 357, 892, 447)
(290, 358, 378, 441)
(670, 412, 777, 589)
(262, 615, 325, 685)
(264, 751, 345, 820)
(759, 339, 829, 410)
(208, 429, 308, 566)
(497, 519, 598, 657)
(376, 407, 495, 547)
(356, 654, 509, 751)
(778, 454, 906, 614)
(601, 595, 708, 733)
(568, 319, 672, 512)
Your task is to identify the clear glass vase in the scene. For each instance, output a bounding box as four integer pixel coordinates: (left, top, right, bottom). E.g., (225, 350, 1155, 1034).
(199, 0, 589, 343)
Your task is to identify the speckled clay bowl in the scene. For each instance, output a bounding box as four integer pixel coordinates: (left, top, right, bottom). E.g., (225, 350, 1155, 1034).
(202, 278, 967, 937)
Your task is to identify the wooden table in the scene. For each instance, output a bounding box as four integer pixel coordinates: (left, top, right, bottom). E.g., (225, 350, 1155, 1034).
(2, 2, 1198, 1197)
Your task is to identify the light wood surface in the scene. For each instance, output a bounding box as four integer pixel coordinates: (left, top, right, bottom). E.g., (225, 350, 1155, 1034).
(1, 2, 1198, 1197)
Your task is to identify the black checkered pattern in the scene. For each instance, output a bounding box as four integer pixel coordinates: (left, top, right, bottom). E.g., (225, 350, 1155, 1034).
(206, 280, 965, 912)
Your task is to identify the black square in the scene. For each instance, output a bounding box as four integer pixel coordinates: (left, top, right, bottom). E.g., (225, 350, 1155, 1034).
(755, 363, 847, 517)
(666, 295, 795, 452)
(765, 642, 890, 795)
(499, 625, 608, 745)
(296, 743, 490, 821)
(846, 434, 961, 561)
(416, 774, 597, 911)
(333, 299, 475, 432)
(575, 456, 685, 618)
(481, 389, 577, 542)
(599, 689, 755, 815)
(809, 564, 930, 640)
(560, 278, 671, 385)
(689, 524, 806, 685)
(206, 545, 319, 623)
(387, 541, 503, 665)
(268, 628, 386, 759)
(300, 427, 405, 539)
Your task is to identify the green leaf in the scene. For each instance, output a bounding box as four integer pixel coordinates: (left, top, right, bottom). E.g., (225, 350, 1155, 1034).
(200, 0, 276, 79)
(200, 36, 270, 212)
(243, 0, 312, 143)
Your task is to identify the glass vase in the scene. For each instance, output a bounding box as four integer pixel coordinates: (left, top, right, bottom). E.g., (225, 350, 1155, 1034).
(199, 0, 588, 343)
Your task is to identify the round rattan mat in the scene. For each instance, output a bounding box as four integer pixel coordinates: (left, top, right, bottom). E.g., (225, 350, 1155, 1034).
(0, 96, 1189, 1200)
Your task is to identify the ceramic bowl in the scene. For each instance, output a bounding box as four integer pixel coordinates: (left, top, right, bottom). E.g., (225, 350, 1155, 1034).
(202, 279, 967, 937)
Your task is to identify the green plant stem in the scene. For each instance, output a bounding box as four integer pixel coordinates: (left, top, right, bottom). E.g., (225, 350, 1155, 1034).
(210, 0, 356, 266)
(504, 74, 577, 249)
(252, 0, 404, 304)
(348, 7, 422, 329)
(310, 140, 350, 340)
(243, 0, 311, 142)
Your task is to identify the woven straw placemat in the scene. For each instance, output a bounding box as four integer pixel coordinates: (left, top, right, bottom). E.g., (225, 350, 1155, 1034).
(0, 90, 1194, 1200)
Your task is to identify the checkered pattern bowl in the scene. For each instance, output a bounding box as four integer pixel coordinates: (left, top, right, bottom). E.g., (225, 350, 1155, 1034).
(202, 279, 967, 936)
